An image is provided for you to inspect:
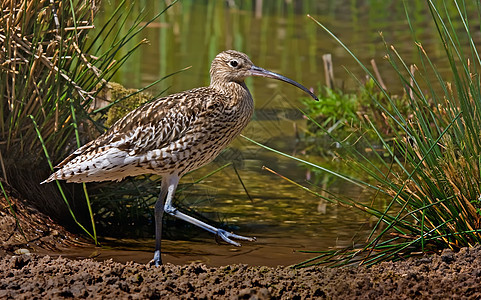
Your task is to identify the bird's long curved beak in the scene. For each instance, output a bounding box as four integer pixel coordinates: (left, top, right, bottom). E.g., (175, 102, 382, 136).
(250, 66, 318, 101)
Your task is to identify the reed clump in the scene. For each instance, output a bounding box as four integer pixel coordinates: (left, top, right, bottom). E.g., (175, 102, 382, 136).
(0, 0, 107, 225)
(0, 0, 176, 238)
(288, 1, 481, 267)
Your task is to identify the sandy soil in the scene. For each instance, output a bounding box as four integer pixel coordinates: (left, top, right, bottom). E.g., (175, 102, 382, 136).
(1, 181, 481, 299)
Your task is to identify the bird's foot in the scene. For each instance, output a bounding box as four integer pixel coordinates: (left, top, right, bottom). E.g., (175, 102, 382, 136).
(216, 229, 256, 246)
(149, 250, 162, 267)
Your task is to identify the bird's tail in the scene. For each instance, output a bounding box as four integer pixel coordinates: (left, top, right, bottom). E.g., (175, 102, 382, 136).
(40, 171, 63, 184)
(40, 148, 140, 184)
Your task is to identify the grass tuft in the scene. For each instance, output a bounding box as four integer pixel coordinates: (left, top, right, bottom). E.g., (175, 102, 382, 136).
(1, 0, 177, 240)
(281, 1, 481, 267)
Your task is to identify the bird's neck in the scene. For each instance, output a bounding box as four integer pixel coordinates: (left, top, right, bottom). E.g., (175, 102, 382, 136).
(210, 80, 254, 109)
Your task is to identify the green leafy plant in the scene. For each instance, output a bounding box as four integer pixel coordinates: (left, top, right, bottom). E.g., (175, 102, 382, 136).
(302, 78, 413, 157)
(302, 86, 358, 133)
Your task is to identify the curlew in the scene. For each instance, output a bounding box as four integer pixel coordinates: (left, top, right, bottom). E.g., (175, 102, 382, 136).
(42, 50, 318, 265)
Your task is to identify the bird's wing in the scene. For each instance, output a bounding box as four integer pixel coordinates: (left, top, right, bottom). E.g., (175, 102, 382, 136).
(55, 139, 96, 169)
(54, 87, 225, 168)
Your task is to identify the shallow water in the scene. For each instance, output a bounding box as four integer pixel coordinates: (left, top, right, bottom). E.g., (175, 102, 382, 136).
(81, 1, 477, 265)
(62, 157, 377, 266)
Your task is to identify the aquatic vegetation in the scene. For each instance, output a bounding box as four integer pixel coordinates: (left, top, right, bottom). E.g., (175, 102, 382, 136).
(266, 0, 481, 267)
(302, 79, 413, 157)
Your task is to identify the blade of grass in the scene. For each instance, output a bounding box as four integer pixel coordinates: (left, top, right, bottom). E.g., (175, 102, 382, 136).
(29, 115, 95, 240)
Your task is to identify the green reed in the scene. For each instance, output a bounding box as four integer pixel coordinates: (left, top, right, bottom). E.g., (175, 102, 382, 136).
(258, 0, 481, 267)
(0, 0, 176, 242)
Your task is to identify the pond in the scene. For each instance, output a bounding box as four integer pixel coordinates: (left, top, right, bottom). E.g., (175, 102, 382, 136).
(72, 0, 473, 266)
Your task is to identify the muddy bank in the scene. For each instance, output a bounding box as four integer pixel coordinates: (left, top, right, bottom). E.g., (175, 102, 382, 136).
(0, 180, 86, 258)
(1, 181, 481, 298)
(1, 246, 481, 299)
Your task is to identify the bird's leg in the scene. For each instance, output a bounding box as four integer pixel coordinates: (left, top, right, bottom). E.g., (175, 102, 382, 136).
(163, 174, 256, 247)
(153, 177, 169, 266)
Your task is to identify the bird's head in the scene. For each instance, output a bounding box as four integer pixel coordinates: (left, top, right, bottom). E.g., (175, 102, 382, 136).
(210, 50, 318, 101)
(210, 50, 255, 84)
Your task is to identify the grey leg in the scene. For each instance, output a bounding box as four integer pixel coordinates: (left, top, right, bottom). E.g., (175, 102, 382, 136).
(153, 177, 169, 266)
(163, 174, 256, 246)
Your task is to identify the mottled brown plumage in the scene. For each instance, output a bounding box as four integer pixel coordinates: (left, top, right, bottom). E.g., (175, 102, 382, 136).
(42, 50, 318, 265)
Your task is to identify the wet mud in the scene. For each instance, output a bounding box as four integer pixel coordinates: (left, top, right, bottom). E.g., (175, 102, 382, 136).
(1, 182, 481, 299)
(1, 247, 481, 299)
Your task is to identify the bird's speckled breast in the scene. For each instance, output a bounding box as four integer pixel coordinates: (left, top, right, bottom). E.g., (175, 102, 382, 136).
(148, 83, 254, 176)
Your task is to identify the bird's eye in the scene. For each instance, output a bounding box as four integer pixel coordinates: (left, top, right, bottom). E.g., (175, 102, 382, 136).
(229, 60, 239, 68)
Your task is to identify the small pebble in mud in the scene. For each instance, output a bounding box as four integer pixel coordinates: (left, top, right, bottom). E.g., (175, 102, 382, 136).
(441, 248, 455, 264)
